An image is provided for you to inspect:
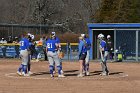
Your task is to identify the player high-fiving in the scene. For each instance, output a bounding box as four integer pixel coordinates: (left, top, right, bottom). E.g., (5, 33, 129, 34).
(17, 34, 30, 76)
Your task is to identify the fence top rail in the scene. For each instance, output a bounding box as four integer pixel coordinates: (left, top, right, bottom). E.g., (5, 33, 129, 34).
(0, 43, 19, 46)
(0, 23, 63, 28)
(0, 43, 78, 46)
(92, 29, 140, 31)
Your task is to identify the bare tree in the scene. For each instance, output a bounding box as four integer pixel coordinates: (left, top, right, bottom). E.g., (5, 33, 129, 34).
(0, 0, 100, 34)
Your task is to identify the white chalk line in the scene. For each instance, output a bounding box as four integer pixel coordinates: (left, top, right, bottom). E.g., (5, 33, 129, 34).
(5, 73, 129, 80)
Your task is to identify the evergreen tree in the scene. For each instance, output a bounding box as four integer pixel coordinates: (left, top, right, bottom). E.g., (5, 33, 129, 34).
(94, 0, 140, 23)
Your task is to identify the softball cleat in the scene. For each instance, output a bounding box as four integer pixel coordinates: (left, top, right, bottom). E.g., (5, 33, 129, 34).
(77, 73, 84, 77)
(23, 73, 30, 77)
(86, 71, 90, 76)
(28, 71, 33, 75)
(17, 71, 22, 76)
(50, 74, 54, 78)
(58, 74, 66, 78)
(100, 73, 108, 76)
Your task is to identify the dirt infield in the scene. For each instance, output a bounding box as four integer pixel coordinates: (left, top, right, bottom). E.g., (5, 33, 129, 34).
(0, 59, 140, 93)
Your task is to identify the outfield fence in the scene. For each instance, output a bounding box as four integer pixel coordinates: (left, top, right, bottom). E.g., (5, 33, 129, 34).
(0, 23, 80, 61)
(0, 43, 79, 61)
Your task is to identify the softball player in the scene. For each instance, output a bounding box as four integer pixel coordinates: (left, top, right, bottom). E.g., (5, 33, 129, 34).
(27, 36, 34, 75)
(81, 34, 91, 76)
(98, 34, 109, 76)
(51, 32, 64, 74)
(106, 35, 113, 60)
(77, 36, 87, 77)
(17, 34, 30, 76)
(46, 34, 65, 78)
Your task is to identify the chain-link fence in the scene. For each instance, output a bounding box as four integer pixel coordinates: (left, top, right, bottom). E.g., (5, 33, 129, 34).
(0, 43, 79, 61)
(115, 30, 140, 61)
(0, 23, 63, 40)
(0, 23, 80, 61)
(61, 43, 78, 61)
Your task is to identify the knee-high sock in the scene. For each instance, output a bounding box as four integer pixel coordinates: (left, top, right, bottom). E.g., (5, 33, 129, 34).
(18, 64, 24, 72)
(23, 65, 27, 74)
(57, 65, 62, 75)
(49, 65, 54, 75)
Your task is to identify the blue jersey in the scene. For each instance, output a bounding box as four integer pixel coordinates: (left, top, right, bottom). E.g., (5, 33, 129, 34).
(85, 38, 91, 50)
(100, 40, 108, 51)
(46, 39, 57, 51)
(20, 38, 29, 50)
(78, 40, 87, 55)
(54, 37, 60, 43)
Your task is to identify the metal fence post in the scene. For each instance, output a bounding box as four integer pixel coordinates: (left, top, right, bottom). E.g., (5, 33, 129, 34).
(136, 30, 139, 61)
(114, 30, 117, 61)
(66, 42, 69, 60)
(69, 43, 72, 61)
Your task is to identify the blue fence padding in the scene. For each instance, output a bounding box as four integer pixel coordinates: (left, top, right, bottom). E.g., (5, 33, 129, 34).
(5, 46, 17, 58)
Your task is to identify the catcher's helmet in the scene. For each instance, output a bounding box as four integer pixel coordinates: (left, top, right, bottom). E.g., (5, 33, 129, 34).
(98, 33, 104, 39)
